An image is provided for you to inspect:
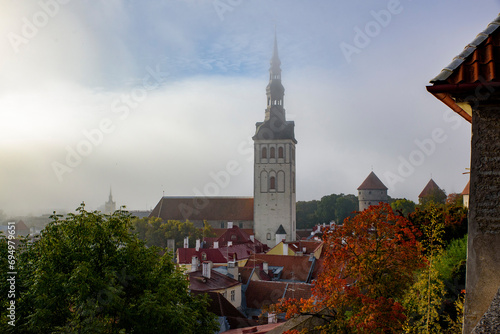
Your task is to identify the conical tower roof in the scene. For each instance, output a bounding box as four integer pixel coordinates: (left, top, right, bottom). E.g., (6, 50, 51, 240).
(357, 172, 388, 190)
(418, 179, 444, 198)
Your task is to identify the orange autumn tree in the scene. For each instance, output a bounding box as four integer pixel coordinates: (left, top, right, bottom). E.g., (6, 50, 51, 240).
(274, 203, 424, 333)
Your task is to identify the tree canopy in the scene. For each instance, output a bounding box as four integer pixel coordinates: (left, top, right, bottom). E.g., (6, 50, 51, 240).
(275, 204, 424, 333)
(0, 204, 218, 334)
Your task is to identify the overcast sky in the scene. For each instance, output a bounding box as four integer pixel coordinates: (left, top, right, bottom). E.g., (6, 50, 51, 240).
(1, 0, 498, 216)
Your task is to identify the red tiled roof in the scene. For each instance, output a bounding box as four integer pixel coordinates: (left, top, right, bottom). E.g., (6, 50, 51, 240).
(418, 179, 445, 198)
(189, 269, 241, 292)
(461, 181, 470, 195)
(177, 248, 227, 264)
(150, 197, 254, 221)
(221, 323, 283, 334)
(219, 243, 255, 261)
(245, 281, 312, 309)
(357, 171, 387, 190)
(286, 240, 323, 254)
(244, 254, 314, 282)
(427, 14, 500, 122)
(238, 267, 272, 285)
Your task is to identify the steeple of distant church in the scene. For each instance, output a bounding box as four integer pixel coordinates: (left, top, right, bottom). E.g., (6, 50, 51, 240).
(253, 33, 297, 247)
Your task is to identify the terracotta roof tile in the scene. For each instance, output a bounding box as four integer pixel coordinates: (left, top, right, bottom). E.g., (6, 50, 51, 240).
(177, 248, 227, 264)
(245, 281, 312, 309)
(430, 14, 500, 84)
(286, 240, 323, 255)
(189, 269, 241, 292)
(427, 14, 500, 123)
(244, 254, 314, 282)
(357, 172, 388, 190)
(150, 197, 253, 221)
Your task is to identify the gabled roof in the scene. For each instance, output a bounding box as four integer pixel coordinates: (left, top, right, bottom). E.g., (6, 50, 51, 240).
(245, 280, 312, 309)
(357, 171, 388, 190)
(244, 254, 314, 282)
(427, 14, 500, 122)
(461, 181, 470, 195)
(177, 248, 227, 264)
(418, 179, 445, 198)
(286, 240, 323, 255)
(149, 196, 253, 221)
(189, 270, 241, 292)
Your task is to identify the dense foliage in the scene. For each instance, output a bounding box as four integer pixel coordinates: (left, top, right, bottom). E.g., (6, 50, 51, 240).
(132, 216, 216, 249)
(0, 205, 218, 334)
(296, 193, 358, 229)
(276, 204, 424, 333)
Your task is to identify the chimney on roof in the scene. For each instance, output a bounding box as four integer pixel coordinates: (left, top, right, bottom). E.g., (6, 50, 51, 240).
(227, 222, 233, 229)
(227, 261, 238, 279)
(184, 237, 189, 248)
(268, 313, 277, 324)
(191, 256, 199, 272)
(250, 235, 255, 242)
(263, 262, 269, 274)
(283, 242, 288, 255)
(195, 239, 201, 251)
(202, 261, 212, 279)
(214, 241, 219, 249)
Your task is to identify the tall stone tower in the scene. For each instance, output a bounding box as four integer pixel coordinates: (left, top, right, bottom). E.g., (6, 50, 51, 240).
(357, 171, 388, 211)
(253, 34, 297, 247)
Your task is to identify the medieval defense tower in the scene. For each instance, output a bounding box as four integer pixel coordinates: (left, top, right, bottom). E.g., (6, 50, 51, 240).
(357, 171, 388, 211)
(253, 34, 297, 247)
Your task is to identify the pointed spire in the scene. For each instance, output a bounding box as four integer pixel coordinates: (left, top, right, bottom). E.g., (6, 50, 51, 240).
(108, 186, 113, 202)
(271, 27, 281, 68)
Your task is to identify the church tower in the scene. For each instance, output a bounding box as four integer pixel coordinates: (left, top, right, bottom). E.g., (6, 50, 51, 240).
(253, 33, 297, 247)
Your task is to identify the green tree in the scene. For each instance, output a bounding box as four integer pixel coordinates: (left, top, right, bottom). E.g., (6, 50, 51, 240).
(391, 198, 416, 217)
(334, 194, 358, 223)
(0, 204, 218, 334)
(296, 200, 319, 229)
(403, 206, 446, 333)
(315, 194, 338, 224)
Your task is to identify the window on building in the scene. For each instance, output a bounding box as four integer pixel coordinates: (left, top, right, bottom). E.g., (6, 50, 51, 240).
(262, 147, 267, 159)
(270, 176, 276, 190)
(231, 234, 237, 241)
(270, 147, 276, 158)
(230, 290, 235, 301)
(220, 222, 224, 228)
(201, 253, 207, 261)
(278, 147, 284, 158)
(267, 233, 271, 240)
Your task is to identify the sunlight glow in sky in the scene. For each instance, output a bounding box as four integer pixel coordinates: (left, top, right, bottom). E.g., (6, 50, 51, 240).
(1, 0, 498, 216)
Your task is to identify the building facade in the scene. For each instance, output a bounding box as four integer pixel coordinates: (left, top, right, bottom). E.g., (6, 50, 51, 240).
(253, 35, 297, 247)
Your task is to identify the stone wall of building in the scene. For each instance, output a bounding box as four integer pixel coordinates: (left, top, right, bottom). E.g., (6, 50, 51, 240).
(464, 104, 500, 333)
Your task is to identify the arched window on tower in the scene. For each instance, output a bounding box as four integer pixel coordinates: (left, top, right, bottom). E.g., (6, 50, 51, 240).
(262, 147, 267, 159)
(270, 147, 276, 158)
(278, 147, 284, 158)
(270, 176, 276, 190)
